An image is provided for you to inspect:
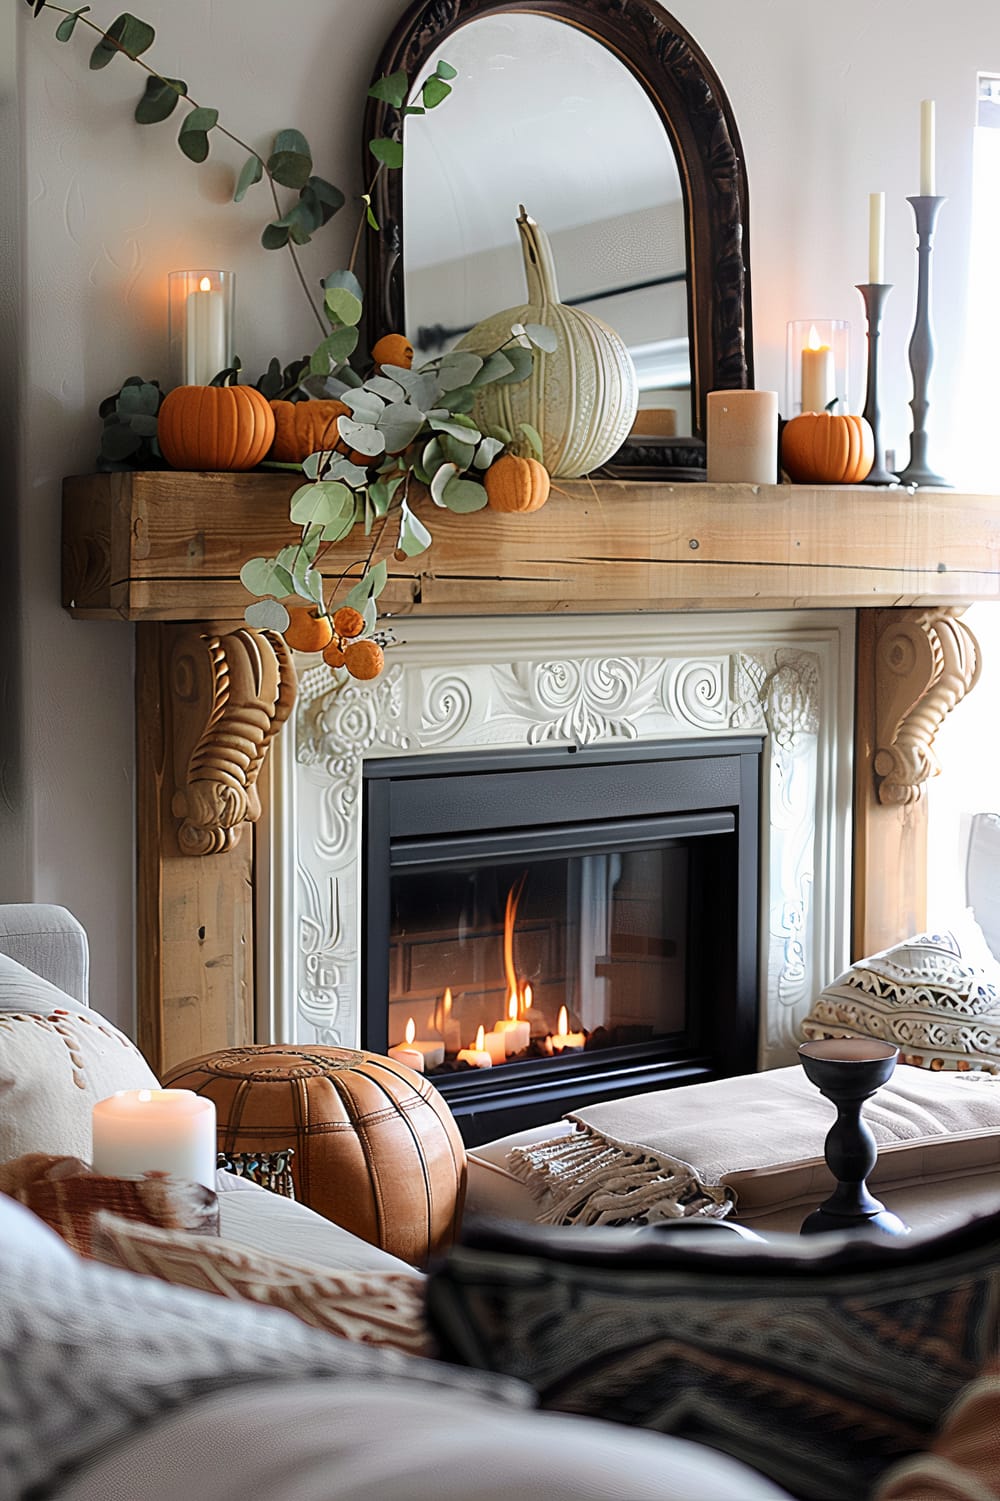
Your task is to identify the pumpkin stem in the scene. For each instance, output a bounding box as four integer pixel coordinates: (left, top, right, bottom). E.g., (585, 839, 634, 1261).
(517, 205, 560, 307)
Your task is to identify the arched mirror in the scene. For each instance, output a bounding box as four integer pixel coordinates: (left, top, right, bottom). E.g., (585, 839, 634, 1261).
(364, 0, 752, 476)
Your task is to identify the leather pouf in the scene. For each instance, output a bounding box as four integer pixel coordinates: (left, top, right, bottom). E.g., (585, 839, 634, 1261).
(161, 1045, 467, 1268)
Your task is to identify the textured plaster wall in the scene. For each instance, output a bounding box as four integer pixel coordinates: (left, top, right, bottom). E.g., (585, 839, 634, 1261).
(11, 0, 1000, 1033)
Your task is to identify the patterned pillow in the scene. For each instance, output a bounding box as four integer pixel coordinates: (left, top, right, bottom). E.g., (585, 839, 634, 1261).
(874, 1363, 1000, 1500)
(801, 912, 1000, 1071)
(90, 1212, 433, 1356)
(0, 960, 159, 1164)
(426, 1212, 1000, 1501)
(0, 1195, 531, 1501)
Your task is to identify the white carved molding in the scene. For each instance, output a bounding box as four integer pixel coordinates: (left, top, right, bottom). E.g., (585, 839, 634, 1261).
(266, 611, 855, 1070)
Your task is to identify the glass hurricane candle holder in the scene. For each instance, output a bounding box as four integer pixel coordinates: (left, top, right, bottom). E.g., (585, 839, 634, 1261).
(168, 269, 235, 389)
(785, 319, 850, 416)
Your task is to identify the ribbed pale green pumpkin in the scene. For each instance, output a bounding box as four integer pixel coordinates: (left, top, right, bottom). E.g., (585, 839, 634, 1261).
(456, 208, 638, 479)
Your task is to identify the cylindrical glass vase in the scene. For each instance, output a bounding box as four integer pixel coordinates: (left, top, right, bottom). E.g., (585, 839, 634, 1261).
(785, 319, 849, 416)
(168, 269, 235, 389)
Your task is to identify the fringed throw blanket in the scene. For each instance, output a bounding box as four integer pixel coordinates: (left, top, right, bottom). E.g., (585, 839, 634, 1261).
(507, 1064, 1000, 1227)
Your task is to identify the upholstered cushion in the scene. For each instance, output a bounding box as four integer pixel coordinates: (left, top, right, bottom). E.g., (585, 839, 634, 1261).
(162, 1045, 466, 1267)
(802, 913, 1000, 1071)
(0, 979, 159, 1165)
(874, 1363, 1000, 1500)
(0, 1194, 531, 1501)
(426, 1211, 1000, 1501)
(0, 1153, 219, 1255)
(0, 948, 89, 1015)
(0, 905, 90, 1005)
(90, 1213, 433, 1356)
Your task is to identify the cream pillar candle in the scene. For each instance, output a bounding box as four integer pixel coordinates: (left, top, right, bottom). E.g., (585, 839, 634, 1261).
(705, 390, 778, 484)
(91, 1089, 217, 1189)
(387, 1017, 425, 1072)
(920, 100, 935, 196)
(868, 193, 885, 283)
(482, 1028, 509, 1065)
(185, 276, 227, 385)
(457, 1025, 493, 1069)
(800, 327, 834, 413)
(546, 1006, 586, 1054)
(494, 994, 531, 1056)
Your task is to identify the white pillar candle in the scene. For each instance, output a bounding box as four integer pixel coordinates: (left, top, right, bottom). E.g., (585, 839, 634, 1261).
(868, 193, 885, 283)
(436, 987, 464, 1054)
(800, 327, 834, 413)
(457, 1025, 493, 1069)
(920, 99, 935, 196)
(91, 1089, 217, 1189)
(494, 993, 531, 1056)
(185, 276, 227, 386)
(546, 1005, 586, 1055)
(482, 1029, 509, 1065)
(705, 390, 778, 484)
(388, 1018, 425, 1072)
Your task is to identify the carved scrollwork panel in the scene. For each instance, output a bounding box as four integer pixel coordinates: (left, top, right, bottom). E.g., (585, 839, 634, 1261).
(873, 608, 981, 806)
(170, 628, 296, 856)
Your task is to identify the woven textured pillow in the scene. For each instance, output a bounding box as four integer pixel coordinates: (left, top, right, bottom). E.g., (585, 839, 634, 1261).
(427, 1212, 1000, 1501)
(90, 1212, 433, 1357)
(874, 1363, 1000, 1500)
(801, 913, 1000, 1071)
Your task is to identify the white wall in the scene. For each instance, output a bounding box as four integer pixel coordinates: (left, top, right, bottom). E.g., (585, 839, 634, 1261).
(12, 0, 1000, 1032)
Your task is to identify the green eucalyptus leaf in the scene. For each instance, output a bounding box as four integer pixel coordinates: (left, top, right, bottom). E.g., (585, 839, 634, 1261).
(367, 69, 409, 107)
(343, 560, 388, 612)
(323, 285, 362, 328)
(310, 326, 359, 374)
(293, 565, 325, 607)
(376, 366, 438, 410)
(397, 500, 433, 557)
(430, 461, 458, 507)
(128, 413, 159, 436)
(339, 419, 385, 458)
(377, 405, 424, 454)
(240, 557, 282, 596)
(289, 481, 353, 526)
(117, 381, 159, 415)
(421, 75, 452, 109)
(366, 375, 405, 402)
(178, 107, 218, 163)
(485, 423, 513, 444)
(441, 433, 476, 471)
(436, 350, 483, 391)
(55, 7, 90, 41)
(342, 390, 385, 423)
(369, 137, 403, 169)
(428, 414, 482, 443)
(134, 75, 186, 124)
(518, 422, 544, 459)
(302, 175, 344, 225)
(89, 12, 154, 68)
(267, 129, 312, 188)
(441, 385, 475, 414)
(361, 597, 378, 635)
(474, 434, 505, 469)
(422, 436, 445, 474)
(321, 500, 360, 544)
(324, 267, 364, 303)
(435, 59, 458, 80)
(524, 322, 558, 353)
(494, 344, 533, 384)
(301, 452, 324, 481)
(246, 599, 290, 632)
(471, 351, 515, 387)
(442, 475, 489, 513)
(365, 200, 380, 231)
(275, 544, 300, 573)
(323, 455, 370, 486)
(234, 153, 264, 202)
(300, 524, 323, 560)
(402, 105, 425, 117)
(368, 474, 404, 516)
(100, 424, 142, 460)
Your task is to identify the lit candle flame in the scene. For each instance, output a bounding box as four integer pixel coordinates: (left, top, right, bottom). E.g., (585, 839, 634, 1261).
(523, 983, 533, 1011)
(807, 323, 822, 351)
(404, 1017, 415, 1046)
(507, 992, 518, 1022)
(503, 873, 528, 1003)
(475, 1024, 485, 1051)
(198, 276, 212, 293)
(443, 986, 452, 1015)
(557, 1005, 568, 1036)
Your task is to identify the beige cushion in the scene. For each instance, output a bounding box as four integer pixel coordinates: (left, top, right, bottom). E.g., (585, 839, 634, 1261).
(0, 993, 158, 1165)
(90, 1212, 432, 1357)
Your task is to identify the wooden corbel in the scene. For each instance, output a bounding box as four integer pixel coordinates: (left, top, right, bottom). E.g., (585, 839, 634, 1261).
(170, 627, 297, 855)
(872, 607, 981, 806)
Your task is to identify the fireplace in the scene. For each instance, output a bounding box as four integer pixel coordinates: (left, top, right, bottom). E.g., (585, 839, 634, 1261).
(361, 740, 760, 1144)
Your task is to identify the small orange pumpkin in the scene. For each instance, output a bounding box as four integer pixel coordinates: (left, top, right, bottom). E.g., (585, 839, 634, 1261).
(483, 454, 551, 513)
(371, 333, 414, 371)
(269, 400, 351, 463)
(158, 383, 275, 472)
(780, 412, 875, 484)
(282, 607, 334, 654)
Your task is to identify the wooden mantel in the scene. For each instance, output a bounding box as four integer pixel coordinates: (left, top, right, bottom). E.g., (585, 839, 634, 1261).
(62, 471, 1000, 1072)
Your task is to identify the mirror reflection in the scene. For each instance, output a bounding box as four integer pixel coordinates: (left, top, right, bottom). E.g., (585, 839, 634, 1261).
(403, 15, 692, 436)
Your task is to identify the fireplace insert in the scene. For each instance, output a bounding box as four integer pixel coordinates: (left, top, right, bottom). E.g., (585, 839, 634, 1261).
(362, 738, 761, 1145)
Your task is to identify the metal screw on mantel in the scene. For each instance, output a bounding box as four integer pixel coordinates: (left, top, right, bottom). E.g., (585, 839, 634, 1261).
(897, 195, 951, 488)
(855, 282, 899, 485)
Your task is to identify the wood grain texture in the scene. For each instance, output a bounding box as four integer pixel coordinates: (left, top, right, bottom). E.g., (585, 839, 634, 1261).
(63, 472, 1000, 622)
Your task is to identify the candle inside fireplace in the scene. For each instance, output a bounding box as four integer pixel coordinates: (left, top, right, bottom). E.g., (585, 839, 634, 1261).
(547, 1005, 585, 1054)
(91, 1088, 217, 1188)
(388, 1017, 425, 1072)
(457, 1025, 493, 1069)
(495, 993, 531, 1055)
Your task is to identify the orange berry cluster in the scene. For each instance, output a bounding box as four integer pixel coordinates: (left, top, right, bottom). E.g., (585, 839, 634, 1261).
(322, 606, 384, 680)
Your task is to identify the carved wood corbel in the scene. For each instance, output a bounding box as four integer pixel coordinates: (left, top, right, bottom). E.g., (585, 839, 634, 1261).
(872, 607, 981, 805)
(170, 627, 297, 855)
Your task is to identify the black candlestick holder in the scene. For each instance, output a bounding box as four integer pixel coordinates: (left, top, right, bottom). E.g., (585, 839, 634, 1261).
(798, 1037, 909, 1236)
(898, 195, 950, 488)
(855, 284, 899, 485)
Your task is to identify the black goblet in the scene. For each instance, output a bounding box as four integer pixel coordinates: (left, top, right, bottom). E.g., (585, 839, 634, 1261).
(798, 1037, 909, 1236)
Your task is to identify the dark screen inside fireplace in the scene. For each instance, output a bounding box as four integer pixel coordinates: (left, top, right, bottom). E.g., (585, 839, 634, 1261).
(362, 739, 761, 1146)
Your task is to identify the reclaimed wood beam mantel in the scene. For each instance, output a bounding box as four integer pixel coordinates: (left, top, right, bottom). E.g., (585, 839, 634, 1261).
(62, 471, 1000, 623)
(60, 471, 1000, 1071)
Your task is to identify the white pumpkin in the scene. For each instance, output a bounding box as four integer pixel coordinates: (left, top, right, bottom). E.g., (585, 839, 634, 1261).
(457, 207, 639, 479)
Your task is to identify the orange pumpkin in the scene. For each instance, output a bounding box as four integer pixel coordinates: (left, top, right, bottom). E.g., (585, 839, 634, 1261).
(780, 412, 874, 484)
(371, 333, 414, 370)
(269, 399, 351, 463)
(158, 383, 275, 472)
(483, 454, 551, 513)
(282, 607, 334, 654)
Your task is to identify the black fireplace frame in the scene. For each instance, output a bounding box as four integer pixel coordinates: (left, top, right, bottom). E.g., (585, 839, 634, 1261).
(362, 737, 762, 1146)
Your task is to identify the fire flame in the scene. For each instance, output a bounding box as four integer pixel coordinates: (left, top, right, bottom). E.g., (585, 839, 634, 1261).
(198, 276, 212, 293)
(523, 983, 533, 1011)
(503, 872, 528, 1013)
(807, 323, 822, 351)
(475, 1024, 485, 1051)
(557, 1005, 568, 1036)
(404, 1017, 415, 1046)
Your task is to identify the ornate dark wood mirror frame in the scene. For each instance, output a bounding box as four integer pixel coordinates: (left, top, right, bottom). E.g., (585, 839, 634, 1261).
(363, 0, 753, 476)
